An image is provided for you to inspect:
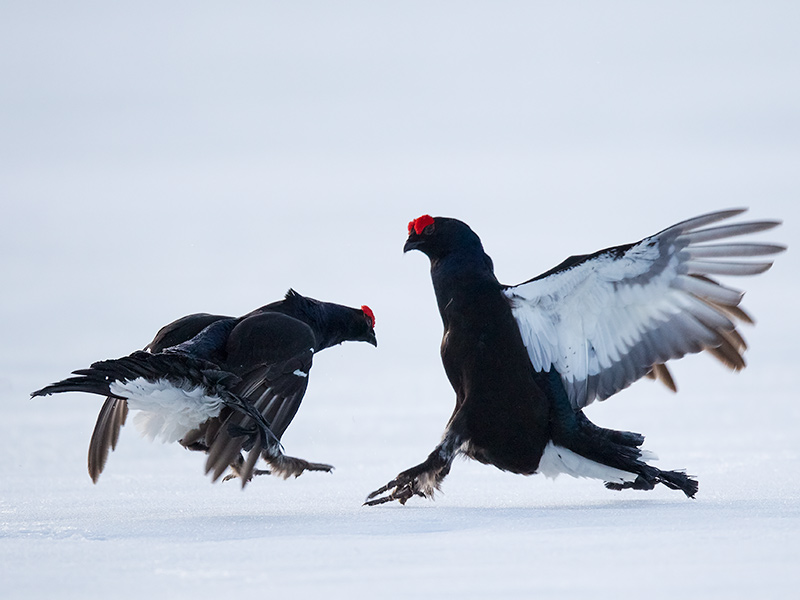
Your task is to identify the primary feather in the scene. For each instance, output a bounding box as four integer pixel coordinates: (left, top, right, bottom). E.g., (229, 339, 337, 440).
(504, 209, 782, 409)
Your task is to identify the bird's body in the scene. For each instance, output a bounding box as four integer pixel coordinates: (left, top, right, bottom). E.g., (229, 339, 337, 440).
(33, 290, 377, 486)
(366, 210, 783, 505)
(432, 248, 551, 475)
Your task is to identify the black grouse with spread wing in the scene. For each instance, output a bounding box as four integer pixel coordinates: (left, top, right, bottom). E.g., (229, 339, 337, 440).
(33, 290, 377, 487)
(366, 210, 783, 505)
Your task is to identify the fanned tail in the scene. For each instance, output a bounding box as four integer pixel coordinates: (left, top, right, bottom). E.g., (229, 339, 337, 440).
(574, 412, 699, 498)
(546, 411, 698, 499)
(32, 351, 280, 485)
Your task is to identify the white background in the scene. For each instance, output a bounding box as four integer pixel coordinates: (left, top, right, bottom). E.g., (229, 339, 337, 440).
(2, 2, 798, 598)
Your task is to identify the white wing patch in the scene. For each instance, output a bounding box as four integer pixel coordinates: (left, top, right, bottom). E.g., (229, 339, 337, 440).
(505, 209, 784, 409)
(109, 378, 225, 443)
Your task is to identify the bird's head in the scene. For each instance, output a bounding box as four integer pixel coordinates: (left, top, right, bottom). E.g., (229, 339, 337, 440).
(358, 305, 378, 347)
(329, 303, 378, 348)
(404, 215, 486, 262)
(281, 289, 377, 349)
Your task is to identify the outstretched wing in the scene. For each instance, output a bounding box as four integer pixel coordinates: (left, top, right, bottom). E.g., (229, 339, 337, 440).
(503, 208, 784, 410)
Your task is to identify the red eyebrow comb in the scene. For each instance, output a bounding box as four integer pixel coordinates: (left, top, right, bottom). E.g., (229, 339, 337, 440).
(361, 305, 375, 328)
(408, 215, 435, 235)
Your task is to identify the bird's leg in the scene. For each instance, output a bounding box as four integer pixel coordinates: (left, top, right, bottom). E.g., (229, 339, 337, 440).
(181, 441, 209, 453)
(222, 467, 271, 482)
(259, 444, 334, 479)
(214, 451, 270, 482)
(217, 438, 331, 482)
(222, 393, 280, 451)
(364, 432, 462, 506)
(205, 407, 332, 483)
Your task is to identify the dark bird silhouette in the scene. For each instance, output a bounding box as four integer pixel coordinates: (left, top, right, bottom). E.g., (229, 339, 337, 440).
(33, 290, 377, 487)
(365, 210, 783, 505)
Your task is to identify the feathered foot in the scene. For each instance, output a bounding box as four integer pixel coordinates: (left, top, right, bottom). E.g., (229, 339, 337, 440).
(364, 463, 447, 506)
(262, 454, 334, 479)
(365, 435, 459, 506)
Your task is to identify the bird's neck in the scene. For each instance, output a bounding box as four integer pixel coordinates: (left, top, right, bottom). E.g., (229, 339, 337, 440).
(304, 305, 353, 351)
(267, 294, 354, 352)
(430, 251, 500, 320)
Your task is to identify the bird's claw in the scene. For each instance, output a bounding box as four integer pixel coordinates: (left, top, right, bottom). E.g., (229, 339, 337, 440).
(220, 454, 333, 482)
(222, 468, 271, 483)
(363, 472, 431, 506)
(265, 454, 334, 479)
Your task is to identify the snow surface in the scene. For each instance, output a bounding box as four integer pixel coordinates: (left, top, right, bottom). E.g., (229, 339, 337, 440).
(2, 2, 799, 599)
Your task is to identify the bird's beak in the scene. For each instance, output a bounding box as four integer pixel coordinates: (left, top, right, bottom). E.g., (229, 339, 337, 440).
(403, 235, 421, 253)
(366, 330, 378, 347)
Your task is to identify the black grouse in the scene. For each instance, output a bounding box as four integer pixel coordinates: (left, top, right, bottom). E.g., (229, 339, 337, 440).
(33, 290, 377, 487)
(365, 210, 783, 505)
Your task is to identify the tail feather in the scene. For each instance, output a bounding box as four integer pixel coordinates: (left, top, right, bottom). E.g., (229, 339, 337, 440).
(558, 411, 699, 498)
(31, 376, 121, 399)
(575, 411, 645, 448)
(31, 351, 227, 400)
(32, 350, 279, 485)
(659, 470, 700, 497)
(605, 468, 699, 499)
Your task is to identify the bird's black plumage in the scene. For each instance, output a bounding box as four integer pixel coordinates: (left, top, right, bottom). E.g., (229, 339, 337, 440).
(365, 210, 783, 505)
(33, 289, 377, 487)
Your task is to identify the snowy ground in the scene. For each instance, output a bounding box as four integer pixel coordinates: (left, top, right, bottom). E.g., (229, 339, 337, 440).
(2, 3, 799, 599)
(4, 375, 799, 599)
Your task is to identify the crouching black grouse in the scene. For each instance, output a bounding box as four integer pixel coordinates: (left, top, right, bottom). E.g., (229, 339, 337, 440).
(33, 289, 377, 487)
(365, 209, 783, 505)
